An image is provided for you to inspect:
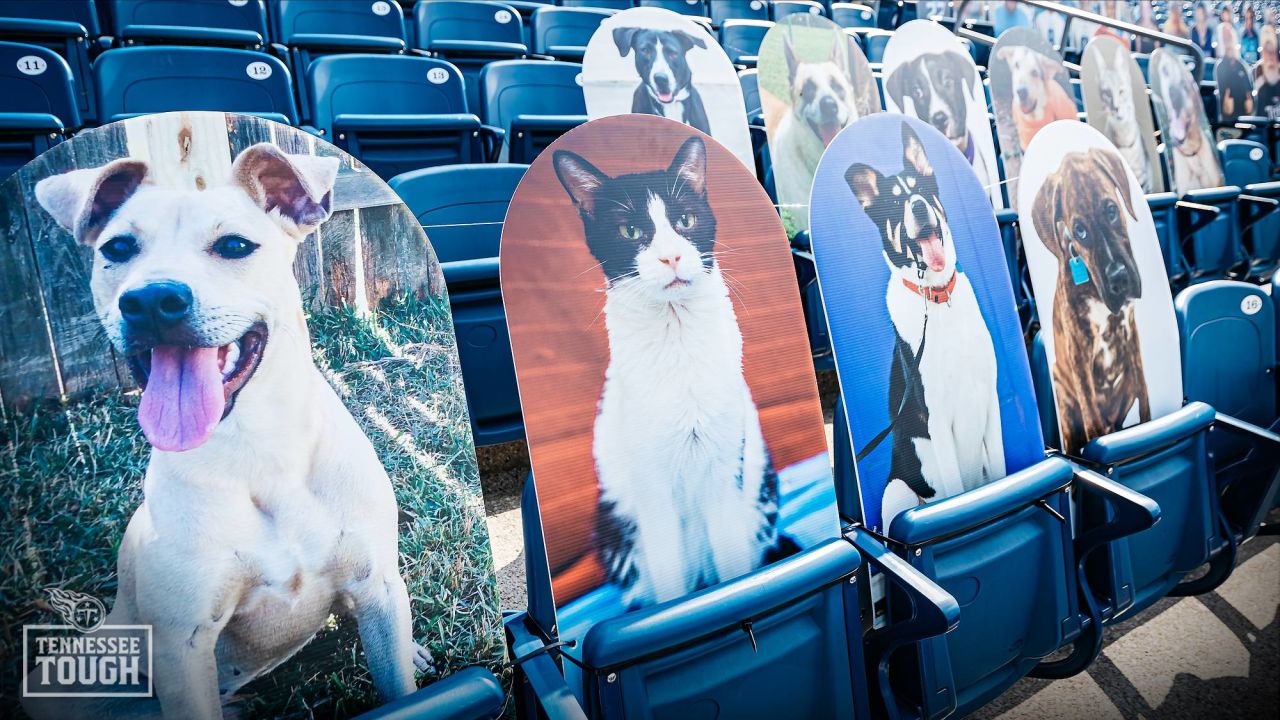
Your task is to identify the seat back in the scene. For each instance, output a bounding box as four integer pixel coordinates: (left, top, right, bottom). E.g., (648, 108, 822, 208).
(831, 3, 876, 28)
(388, 163, 528, 445)
(990, 27, 1078, 211)
(413, 0, 525, 51)
(0, 41, 79, 127)
(109, 0, 268, 44)
(719, 18, 771, 65)
(858, 27, 890, 63)
(501, 114, 846, 714)
(1080, 35, 1166, 194)
(531, 6, 612, 59)
(480, 59, 585, 161)
(1218, 139, 1280, 271)
(1149, 47, 1225, 194)
(307, 54, 468, 133)
(94, 46, 298, 124)
(772, 1, 825, 21)
(0, 0, 99, 121)
(272, 0, 406, 45)
(809, 114, 1074, 717)
(582, 6, 755, 169)
(0, 111, 505, 715)
(882, 19, 1003, 208)
(0, 0, 101, 34)
(709, 0, 769, 24)
(639, 0, 709, 16)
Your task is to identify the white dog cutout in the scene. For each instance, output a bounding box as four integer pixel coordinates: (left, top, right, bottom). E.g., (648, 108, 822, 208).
(26, 143, 429, 720)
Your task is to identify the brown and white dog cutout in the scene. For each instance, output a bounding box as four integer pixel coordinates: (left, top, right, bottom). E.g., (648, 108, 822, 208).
(26, 143, 429, 719)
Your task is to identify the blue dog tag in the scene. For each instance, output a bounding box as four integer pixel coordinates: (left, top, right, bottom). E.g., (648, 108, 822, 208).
(1069, 255, 1090, 285)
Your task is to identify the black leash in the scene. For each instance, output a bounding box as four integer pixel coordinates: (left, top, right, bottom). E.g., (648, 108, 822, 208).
(855, 309, 929, 462)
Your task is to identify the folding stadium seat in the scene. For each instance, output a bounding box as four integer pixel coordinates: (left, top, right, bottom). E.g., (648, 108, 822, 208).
(413, 1, 529, 112)
(531, 6, 613, 61)
(639, 0, 709, 16)
(0, 0, 100, 121)
(709, 0, 770, 25)
(387, 163, 528, 446)
(830, 2, 876, 28)
(719, 19, 771, 67)
(0, 42, 79, 178)
(560, 0, 635, 9)
(772, 1, 825, 20)
(93, 46, 298, 123)
(1145, 191, 1195, 285)
(270, 0, 407, 122)
(1217, 139, 1280, 280)
(479, 60, 586, 163)
(306, 54, 492, 179)
(857, 27, 890, 64)
(107, 0, 268, 48)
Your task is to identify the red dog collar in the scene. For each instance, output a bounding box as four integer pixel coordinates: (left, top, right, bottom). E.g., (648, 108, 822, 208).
(903, 272, 958, 304)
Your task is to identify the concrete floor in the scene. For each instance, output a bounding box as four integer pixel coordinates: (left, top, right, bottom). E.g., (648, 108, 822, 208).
(477, 395, 1280, 719)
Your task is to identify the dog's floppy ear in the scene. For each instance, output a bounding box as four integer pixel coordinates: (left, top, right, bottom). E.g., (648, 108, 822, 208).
(1089, 147, 1136, 220)
(884, 65, 909, 109)
(35, 159, 149, 245)
(668, 135, 707, 196)
(554, 149, 608, 215)
(669, 29, 706, 52)
(613, 26, 639, 56)
(994, 45, 1016, 64)
(1030, 170, 1067, 259)
(900, 123, 933, 177)
(844, 163, 882, 209)
(232, 143, 339, 239)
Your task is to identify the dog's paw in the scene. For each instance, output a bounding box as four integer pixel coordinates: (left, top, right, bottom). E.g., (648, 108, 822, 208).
(412, 642, 435, 674)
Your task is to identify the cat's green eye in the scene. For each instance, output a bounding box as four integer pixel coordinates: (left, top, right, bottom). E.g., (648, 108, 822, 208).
(676, 213, 697, 230)
(619, 224, 643, 240)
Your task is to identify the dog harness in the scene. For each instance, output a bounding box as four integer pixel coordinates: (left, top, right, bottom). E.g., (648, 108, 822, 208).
(902, 272, 958, 304)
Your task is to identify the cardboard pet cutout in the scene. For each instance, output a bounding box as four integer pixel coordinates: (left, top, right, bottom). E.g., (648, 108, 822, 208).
(1149, 47, 1225, 195)
(882, 19, 1004, 208)
(582, 6, 754, 169)
(1081, 35, 1166, 194)
(1, 112, 504, 718)
(809, 114, 1045, 533)
(990, 27, 1079, 211)
(758, 12, 880, 236)
(1018, 121, 1183, 455)
(501, 114, 838, 656)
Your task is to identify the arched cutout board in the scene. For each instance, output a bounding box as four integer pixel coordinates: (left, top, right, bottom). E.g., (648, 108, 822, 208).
(990, 27, 1079, 211)
(0, 112, 504, 717)
(882, 19, 1004, 209)
(810, 114, 1045, 535)
(501, 115, 838, 656)
(758, 13, 880, 236)
(1081, 36, 1166, 194)
(582, 6, 755, 169)
(1214, 23, 1257, 125)
(1018, 121, 1183, 455)
(1254, 25, 1280, 121)
(1150, 47, 1225, 194)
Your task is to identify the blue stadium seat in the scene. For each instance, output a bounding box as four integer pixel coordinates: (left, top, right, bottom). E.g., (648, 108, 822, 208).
(858, 27, 891, 64)
(479, 60, 586, 163)
(1178, 185, 1247, 283)
(413, 1, 528, 114)
(93, 46, 298, 123)
(560, 0, 634, 9)
(709, 0, 770, 24)
(1175, 282, 1280, 538)
(356, 666, 506, 720)
(1146, 192, 1193, 285)
(108, 0, 268, 48)
(307, 54, 491, 179)
(1218, 139, 1280, 280)
(271, 0, 407, 122)
(830, 2, 876, 28)
(0, 0, 100, 121)
(388, 163, 527, 446)
(995, 208, 1035, 333)
(720, 19, 770, 67)
(639, 0, 709, 16)
(0, 41, 79, 179)
(531, 6, 612, 61)
(772, 0, 825, 20)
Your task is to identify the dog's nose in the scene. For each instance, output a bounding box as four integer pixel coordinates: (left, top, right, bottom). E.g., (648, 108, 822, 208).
(119, 281, 193, 330)
(819, 95, 839, 117)
(1016, 87, 1029, 102)
(654, 73, 670, 91)
(930, 111, 948, 130)
(1105, 262, 1130, 292)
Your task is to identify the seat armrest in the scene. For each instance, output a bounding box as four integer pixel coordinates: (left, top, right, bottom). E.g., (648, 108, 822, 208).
(332, 113, 480, 133)
(107, 111, 294, 125)
(1080, 402, 1216, 465)
(511, 114, 588, 133)
(888, 456, 1075, 545)
(355, 666, 505, 720)
(288, 33, 405, 52)
(1238, 192, 1280, 233)
(442, 258, 499, 287)
(1213, 411, 1280, 447)
(846, 527, 959, 641)
(0, 17, 87, 38)
(0, 113, 65, 132)
(580, 537, 860, 669)
(506, 615, 589, 720)
(1070, 465, 1162, 555)
(1175, 199, 1221, 238)
(118, 25, 263, 46)
(424, 39, 527, 56)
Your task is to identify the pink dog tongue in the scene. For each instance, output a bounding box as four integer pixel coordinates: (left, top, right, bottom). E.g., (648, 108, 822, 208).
(138, 345, 225, 452)
(920, 234, 947, 273)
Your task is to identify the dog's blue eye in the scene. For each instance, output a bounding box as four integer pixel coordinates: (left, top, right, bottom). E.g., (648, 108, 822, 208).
(212, 235, 259, 260)
(100, 235, 138, 263)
